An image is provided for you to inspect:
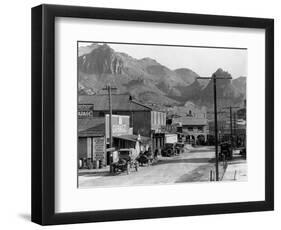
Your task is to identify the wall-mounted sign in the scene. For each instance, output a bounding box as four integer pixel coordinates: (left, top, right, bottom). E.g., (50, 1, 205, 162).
(105, 114, 131, 138)
(78, 110, 93, 118)
(112, 124, 129, 136)
(78, 104, 94, 110)
(78, 104, 94, 118)
(93, 137, 105, 160)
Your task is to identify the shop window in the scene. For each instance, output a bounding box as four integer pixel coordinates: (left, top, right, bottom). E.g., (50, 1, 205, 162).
(187, 110, 192, 117)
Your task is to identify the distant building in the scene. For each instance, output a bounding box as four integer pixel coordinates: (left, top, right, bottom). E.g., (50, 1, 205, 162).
(234, 100, 246, 147)
(167, 102, 209, 144)
(237, 100, 246, 120)
(208, 100, 246, 146)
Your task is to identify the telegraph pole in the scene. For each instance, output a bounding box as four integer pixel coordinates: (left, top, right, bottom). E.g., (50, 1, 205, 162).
(233, 111, 237, 146)
(102, 84, 117, 148)
(230, 106, 233, 146)
(213, 76, 219, 181)
(223, 106, 239, 154)
(197, 74, 232, 181)
(207, 110, 226, 144)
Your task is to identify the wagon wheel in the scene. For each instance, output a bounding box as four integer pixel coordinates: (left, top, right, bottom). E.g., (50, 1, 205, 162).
(87, 161, 93, 170)
(135, 162, 139, 171)
(126, 163, 130, 175)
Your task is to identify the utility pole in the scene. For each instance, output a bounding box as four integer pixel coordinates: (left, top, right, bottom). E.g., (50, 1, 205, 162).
(213, 76, 219, 181)
(233, 112, 237, 146)
(198, 74, 232, 181)
(223, 106, 239, 154)
(207, 110, 226, 144)
(102, 84, 117, 148)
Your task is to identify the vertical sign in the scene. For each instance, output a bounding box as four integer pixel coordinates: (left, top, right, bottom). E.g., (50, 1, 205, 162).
(93, 137, 105, 160)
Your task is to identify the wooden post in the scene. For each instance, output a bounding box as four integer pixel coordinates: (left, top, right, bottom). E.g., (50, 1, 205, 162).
(213, 76, 219, 181)
(197, 74, 232, 181)
(102, 84, 117, 172)
(210, 170, 212, 181)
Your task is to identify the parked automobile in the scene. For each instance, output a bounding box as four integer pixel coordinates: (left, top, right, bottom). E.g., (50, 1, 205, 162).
(219, 142, 233, 160)
(240, 147, 246, 159)
(161, 143, 177, 157)
(111, 149, 139, 174)
(175, 142, 185, 154)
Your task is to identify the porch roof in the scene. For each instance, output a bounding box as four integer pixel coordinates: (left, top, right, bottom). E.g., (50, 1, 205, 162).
(113, 134, 151, 144)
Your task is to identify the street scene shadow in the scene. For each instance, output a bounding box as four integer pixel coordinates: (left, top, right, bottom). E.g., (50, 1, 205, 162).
(189, 149, 215, 153)
(175, 163, 224, 183)
(79, 170, 134, 177)
(175, 164, 211, 183)
(79, 171, 109, 177)
(157, 157, 213, 165)
(227, 158, 247, 165)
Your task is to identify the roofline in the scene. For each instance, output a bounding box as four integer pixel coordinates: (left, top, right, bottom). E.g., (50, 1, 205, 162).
(130, 99, 153, 110)
(78, 133, 105, 137)
(79, 94, 167, 112)
(181, 123, 208, 126)
(78, 94, 154, 111)
(79, 93, 130, 97)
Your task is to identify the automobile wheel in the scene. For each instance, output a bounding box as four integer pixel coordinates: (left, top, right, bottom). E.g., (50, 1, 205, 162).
(167, 148, 173, 157)
(147, 159, 150, 166)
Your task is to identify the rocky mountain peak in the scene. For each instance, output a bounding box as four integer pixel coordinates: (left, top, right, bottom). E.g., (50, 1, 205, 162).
(213, 68, 232, 79)
(79, 44, 124, 75)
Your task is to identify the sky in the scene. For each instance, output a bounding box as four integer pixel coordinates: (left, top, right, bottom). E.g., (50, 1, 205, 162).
(79, 42, 247, 79)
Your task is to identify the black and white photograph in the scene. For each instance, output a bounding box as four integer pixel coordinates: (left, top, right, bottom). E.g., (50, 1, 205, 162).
(29, 3, 274, 226)
(77, 42, 247, 188)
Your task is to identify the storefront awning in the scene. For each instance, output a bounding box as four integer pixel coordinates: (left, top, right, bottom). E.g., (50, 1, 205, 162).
(113, 134, 151, 144)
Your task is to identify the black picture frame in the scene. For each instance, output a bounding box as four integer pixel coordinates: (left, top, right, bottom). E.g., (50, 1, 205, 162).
(31, 4, 274, 225)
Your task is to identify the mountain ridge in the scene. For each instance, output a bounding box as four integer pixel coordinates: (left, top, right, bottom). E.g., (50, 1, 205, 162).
(78, 43, 246, 109)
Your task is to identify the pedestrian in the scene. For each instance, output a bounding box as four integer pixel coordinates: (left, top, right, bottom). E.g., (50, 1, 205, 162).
(154, 149, 158, 160)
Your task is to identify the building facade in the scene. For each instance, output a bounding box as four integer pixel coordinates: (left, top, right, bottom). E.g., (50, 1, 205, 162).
(78, 117, 106, 168)
(78, 114, 135, 167)
(167, 102, 209, 144)
(78, 94, 167, 155)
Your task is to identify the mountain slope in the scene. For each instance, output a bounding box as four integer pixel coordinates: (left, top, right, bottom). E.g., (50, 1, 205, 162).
(174, 68, 199, 85)
(232, 76, 246, 94)
(78, 43, 246, 109)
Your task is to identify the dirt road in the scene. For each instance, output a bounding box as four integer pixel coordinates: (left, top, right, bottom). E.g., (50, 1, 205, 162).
(78, 146, 220, 188)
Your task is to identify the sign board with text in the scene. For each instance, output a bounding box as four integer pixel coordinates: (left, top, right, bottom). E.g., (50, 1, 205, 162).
(93, 137, 105, 160)
(105, 114, 131, 138)
(78, 104, 94, 118)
